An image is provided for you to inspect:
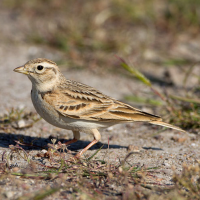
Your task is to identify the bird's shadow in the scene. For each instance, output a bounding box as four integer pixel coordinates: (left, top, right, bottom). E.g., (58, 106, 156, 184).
(0, 132, 164, 152)
(0, 132, 126, 151)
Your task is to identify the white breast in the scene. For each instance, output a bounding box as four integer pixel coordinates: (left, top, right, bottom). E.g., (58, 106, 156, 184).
(31, 89, 61, 126)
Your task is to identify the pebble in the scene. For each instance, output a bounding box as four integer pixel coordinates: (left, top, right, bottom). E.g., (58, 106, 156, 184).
(127, 145, 140, 153)
(163, 160, 172, 167)
(106, 127, 113, 131)
(18, 104, 25, 110)
(4, 191, 14, 199)
(41, 149, 47, 153)
(17, 119, 26, 128)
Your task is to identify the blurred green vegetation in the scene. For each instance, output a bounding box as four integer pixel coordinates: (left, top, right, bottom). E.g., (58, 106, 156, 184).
(1, 0, 200, 56)
(120, 58, 200, 130)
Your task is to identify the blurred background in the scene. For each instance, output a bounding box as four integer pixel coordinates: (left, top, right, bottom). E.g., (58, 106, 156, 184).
(0, 0, 200, 130)
(1, 0, 200, 69)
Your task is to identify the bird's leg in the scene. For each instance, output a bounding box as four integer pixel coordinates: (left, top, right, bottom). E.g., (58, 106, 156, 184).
(64, 130, 80, 146)
(75, 129, 101, 158)
(56, 131, 80, 150)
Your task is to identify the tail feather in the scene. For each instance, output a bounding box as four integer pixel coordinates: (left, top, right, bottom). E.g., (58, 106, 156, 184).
(150, 121, 186, 133)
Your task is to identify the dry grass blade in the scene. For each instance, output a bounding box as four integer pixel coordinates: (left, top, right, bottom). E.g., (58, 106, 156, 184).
(87, 145, 104, 161)
(119, 56, 199, 131)
(117, 56, 168, 102)
(124, 95, 163, 106)
(11, 172, 51, 179)
(170, 95, 200, 104)
(116, 56, 152, 86)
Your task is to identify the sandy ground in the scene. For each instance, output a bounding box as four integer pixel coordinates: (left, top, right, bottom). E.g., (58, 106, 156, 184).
(0, 44, 200, 199)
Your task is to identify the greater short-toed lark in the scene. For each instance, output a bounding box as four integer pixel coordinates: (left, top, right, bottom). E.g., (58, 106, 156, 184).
(14, 58, 185, 158)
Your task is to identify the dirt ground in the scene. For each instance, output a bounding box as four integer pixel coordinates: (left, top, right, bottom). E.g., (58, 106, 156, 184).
(0, 44, 200, 199)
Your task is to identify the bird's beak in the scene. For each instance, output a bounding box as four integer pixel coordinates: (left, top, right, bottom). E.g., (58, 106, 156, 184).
(13, 66, 29, 75)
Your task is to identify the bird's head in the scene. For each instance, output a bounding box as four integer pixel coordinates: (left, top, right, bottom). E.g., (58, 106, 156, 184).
(14, 58, 61, 92)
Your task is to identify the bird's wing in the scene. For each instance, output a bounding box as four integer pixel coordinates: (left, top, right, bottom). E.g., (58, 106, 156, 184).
(42, 81, 161, 123)
(149, 121, 186, 133)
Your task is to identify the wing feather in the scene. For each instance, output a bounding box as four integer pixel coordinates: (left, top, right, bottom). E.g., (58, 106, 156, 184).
(43, 86, 161, 123)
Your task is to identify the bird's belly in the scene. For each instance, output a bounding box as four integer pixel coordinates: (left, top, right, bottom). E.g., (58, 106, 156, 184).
(31, 90, 109, 132)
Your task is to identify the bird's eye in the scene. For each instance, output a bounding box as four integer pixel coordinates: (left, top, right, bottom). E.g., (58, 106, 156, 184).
(37, 65, 44, 70)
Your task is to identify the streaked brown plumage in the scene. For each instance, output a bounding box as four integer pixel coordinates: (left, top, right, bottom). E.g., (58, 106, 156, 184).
(14, 58, 185, 158)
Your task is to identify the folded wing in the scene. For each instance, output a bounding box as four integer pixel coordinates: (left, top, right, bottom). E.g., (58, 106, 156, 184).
(43, 86, 162, 123)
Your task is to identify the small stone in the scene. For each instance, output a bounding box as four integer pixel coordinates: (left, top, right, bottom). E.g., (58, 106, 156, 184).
(153, 135, 163, 140)
(18, 104, 25, 110)
(118, 167, 123, 173)
(41, 149, 47, 153)
(109, 135, 118, 141)
(163, 160, 172, 167)
(178, 137, 187, 143)
(127, 145, 140, 153)
(30, 180, 35, 184)
(106, 127, 113, 131)
(4, 191, 14, 199)
(108, 172, 113, 178)
(17, 119, 26, 128)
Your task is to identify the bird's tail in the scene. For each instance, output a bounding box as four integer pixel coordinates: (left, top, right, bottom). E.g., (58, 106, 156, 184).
(150, 120, 186, 133)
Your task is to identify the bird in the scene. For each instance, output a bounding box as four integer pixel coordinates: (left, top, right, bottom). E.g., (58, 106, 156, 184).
(14, 58, 185, 158)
